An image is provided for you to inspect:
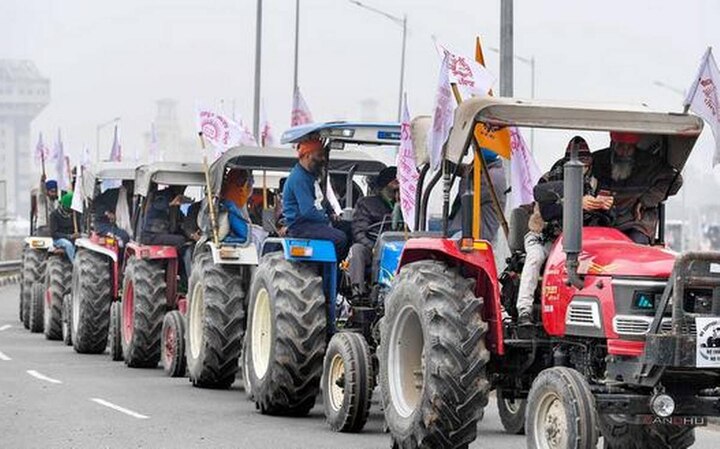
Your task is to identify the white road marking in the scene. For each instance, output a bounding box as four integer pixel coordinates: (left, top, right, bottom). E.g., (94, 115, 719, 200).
(0, 351, 11, 361)
(26, 370, 62, 384)
(0, 325, 11, 331)
(90, 398, 149, 420)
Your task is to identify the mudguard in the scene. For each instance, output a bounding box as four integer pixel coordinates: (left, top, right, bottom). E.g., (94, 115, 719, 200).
(76, 238, 118, 262)
(206, 241, 259, 266)
(24, 237, 53, 250)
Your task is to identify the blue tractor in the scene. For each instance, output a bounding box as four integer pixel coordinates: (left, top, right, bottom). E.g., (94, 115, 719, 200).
(244, 122, 404, 431)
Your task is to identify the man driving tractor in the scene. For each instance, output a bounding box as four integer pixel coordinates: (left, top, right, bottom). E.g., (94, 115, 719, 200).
(283, 137, 349, 259)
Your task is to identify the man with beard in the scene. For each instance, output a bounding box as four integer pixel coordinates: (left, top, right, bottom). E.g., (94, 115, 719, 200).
(592, 132, 682, 244)
(283, 136, 349, 259)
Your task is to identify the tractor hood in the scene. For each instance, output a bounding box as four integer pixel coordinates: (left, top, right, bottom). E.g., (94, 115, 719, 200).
(551, 227, 676, 278)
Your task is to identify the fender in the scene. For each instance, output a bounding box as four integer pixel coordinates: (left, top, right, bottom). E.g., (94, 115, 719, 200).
(261, 237, 337, 263)
(125, 242, 178, 260)
(398, 237, 504, 355)
(206, 241, 259, 266)
(76, 238, 118, 262)
(24, 237, 53, 250)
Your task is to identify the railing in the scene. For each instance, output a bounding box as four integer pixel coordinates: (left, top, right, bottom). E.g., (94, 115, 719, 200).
(0, 260, 22, 276)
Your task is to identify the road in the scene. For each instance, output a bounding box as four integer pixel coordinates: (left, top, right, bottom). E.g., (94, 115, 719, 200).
(0, 282, 718, 449)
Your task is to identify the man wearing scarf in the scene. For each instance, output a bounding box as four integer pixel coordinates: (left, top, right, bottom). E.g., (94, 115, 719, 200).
(50, 192, 81, 260)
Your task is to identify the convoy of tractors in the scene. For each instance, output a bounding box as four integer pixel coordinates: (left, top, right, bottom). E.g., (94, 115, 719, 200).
(16, 97, 720, 449)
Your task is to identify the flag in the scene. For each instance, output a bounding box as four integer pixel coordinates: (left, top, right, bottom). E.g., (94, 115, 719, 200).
(438, 44, 495, 100)
(198, 109, 256, 160)
(149, 122, 161, 162)
(34, 132, 49, 165)
(109, 124, 122, 162)
(71, 164, 84, 213)
(396, 94, 419, 230)
(54, 129, 69, 190)
(238, 119, 258, 147)
(509, 127, 541, 208)
(81, 145, 92, 168)
(428, 53, 454, 170)
(684, 47, 720, 166)
(291, 88, 313, 126)
(325, 178, 343, 216)
(260, 100, 275, 147)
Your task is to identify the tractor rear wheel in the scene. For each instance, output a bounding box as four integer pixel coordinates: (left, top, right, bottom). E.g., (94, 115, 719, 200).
(22, 249, 46, 330)
(246, 253, 327, 416)
(380, 260, 490, 449)
(72, 249, 112, 354)
(186, 252, 245, 388)
(497, 388, 526, 435)
(599, 414, 695, 449)
(162, 310, 186, 377)
(526, 367, 598, 449)
(44, 257, 71, 340)
(108, 301, 123, 361)
(19, 246, 27, 322)
(121, 257, 166, 368)
(29, 282, 45, 333)
(322, 332, 373, 433)
(62, 294, 72, 345)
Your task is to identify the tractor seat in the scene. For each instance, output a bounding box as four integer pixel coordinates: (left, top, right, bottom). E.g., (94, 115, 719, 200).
(508, 207, 531, 253)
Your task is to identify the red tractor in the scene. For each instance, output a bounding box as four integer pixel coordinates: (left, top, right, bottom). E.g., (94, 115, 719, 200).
(118, 162, 206, 370)
(379, 98, 715, 449)
(70, 162, 136, 352)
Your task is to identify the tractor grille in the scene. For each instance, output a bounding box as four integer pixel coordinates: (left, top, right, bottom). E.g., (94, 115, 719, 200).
(566, 301, 601, 328)
(660, 318, 697, 334)
(614, 316, 652, 335)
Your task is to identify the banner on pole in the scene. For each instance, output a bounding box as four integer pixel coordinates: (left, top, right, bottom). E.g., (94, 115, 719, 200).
(684, 47, 720, 166)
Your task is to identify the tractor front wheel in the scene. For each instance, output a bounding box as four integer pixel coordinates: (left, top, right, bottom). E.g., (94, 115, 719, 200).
(162, 310, 186, 377)
(108, 301, 123, 361)
(44, 256, 71, 340)
(22, 249, 46, 329)
(62, 294, 72, 345)
(29, 282, 45, 333)
(497, 388, 526, 435)
(72, 249, 112, 354)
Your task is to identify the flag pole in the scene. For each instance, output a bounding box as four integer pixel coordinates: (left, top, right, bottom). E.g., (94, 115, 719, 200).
(198, 133, 220, 246)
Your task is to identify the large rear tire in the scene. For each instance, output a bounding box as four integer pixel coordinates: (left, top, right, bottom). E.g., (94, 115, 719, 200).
(22, 249, 46, 330)
(162, 310, 187, 377)
(599, 414, 695, 449)
(526, 367, 598, 449)
(29, 282, 45, 333)
(322, 332, 373, 433)
(44, 256, 71, 340)
(186, 252, 246, 388)
(72, 249, 112, 354)
(497, 388, 527, 435)
(121, 257, 166, 368)
(246, 252, 327, 416)
(108, 301, 123, 361)
(380, 260, 490, 449)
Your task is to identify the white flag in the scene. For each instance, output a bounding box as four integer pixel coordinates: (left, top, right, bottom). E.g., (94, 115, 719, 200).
(71, 165, 84, 213)
(509, 127, 541, 208)
(428, 53, 454, 171)
(326, 178, 343, 216)
(291, 88, 314, 126)
(81, 145, 92, 168)
(438, 45, 495, 100)
(54, 129, 69, 190)
(198, 109, 248, 159)
(109, 124, 122, 162)
(684, 47, 720, 166)
(260, 100, 276, 147)
(397, 94, 419, 230)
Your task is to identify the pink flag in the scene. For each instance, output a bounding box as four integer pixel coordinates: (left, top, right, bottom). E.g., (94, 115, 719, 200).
(428, 53, 453, 171)
(684, 47, 720, 166)
(109, 124, 122, 162)
(198, 109, 256, 160)
(260, 101, 275, 147)
(54, 129, 69, 190)
(509, 127, 541, 208)
(396, 94, 419, 230)
(438, 44, 495, 100)
(149, 122, 161, 162)
(291, 88, 313, 126)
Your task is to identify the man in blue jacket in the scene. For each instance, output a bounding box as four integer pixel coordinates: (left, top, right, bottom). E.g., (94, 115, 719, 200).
(283, 137, 348, 259)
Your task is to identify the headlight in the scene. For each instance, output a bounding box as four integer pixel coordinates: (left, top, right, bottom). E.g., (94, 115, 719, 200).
(651, 393, 675, 418)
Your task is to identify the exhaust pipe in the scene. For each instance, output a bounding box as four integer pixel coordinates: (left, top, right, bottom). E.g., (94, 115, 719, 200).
(563, 141, 585, 290)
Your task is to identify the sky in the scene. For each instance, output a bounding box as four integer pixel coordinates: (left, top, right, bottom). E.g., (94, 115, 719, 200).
(2, 0, 720, 175)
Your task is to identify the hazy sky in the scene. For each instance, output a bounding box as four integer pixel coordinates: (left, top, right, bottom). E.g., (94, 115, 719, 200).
(3, 0, 720, 173)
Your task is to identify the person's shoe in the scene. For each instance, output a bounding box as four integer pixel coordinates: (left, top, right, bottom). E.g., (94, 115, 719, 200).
(517, 311, 533, 326)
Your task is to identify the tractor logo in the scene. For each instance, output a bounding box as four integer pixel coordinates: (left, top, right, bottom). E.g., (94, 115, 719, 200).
(696, 318, 720, 367)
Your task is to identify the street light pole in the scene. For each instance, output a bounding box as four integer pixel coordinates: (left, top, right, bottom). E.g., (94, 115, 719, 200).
(253, 0, 263, 141)
(499, 0, 514, 97)
(293, 0, 300, 95)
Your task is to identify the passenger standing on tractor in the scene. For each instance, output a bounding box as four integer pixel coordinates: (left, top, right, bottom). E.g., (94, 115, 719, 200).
(283, 137, 349, 259)
(33, 177, 59, 236)
(50, 192, 82, 261)
(592, 132, 682, 245)
(516, 137, 613, 325)
(347, 167, 399, 300)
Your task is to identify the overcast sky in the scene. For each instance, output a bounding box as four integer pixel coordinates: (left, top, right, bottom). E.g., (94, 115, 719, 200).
(3, 0, 720, 173)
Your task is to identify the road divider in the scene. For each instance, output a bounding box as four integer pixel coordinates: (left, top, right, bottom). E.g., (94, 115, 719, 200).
(26, 370, 62, 384)
(90, 398, 149, 420)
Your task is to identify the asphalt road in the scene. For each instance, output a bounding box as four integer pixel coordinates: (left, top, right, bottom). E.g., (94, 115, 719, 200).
(0, 283, 718, 449)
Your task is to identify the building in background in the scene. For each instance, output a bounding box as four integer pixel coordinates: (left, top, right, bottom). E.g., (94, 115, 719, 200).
(143, 98, 197, 162)
(0, 60, 49, 218)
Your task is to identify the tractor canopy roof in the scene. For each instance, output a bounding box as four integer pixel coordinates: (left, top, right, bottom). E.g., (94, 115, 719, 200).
(78, 161, 138, 201)
(134, 161, 206, 197)
(443, 97, 704, 171)
(208, 145, 387, 195)
(280, 121, 401, 147)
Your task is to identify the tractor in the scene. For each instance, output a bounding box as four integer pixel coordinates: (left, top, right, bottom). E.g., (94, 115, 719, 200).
(244, 122, 401, 430)
(378, 96, 720, 449)
(70, 162, 136, 352)
(117, 162, 206, 370)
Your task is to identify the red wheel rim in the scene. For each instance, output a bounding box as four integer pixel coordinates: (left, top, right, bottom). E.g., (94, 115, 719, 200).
(122, 280, 134, 344)
(45, 288, 51, 307)
(163, 320, 175, 367)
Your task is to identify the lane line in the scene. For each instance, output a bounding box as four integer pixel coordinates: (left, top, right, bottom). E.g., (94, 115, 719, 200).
(26, 370, 62, 384)
(0, 351, 11, 361)
(0, 325, 11, 331)
(90, 398, 149, 420)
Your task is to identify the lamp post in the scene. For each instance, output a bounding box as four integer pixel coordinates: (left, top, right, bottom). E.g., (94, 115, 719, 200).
(348, 0, 407, 121)
(96, 117, 120, 162)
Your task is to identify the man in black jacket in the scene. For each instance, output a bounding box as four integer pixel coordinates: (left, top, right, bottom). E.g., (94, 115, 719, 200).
(50, 192, 82, 261)
(346, 167, 398, 299)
